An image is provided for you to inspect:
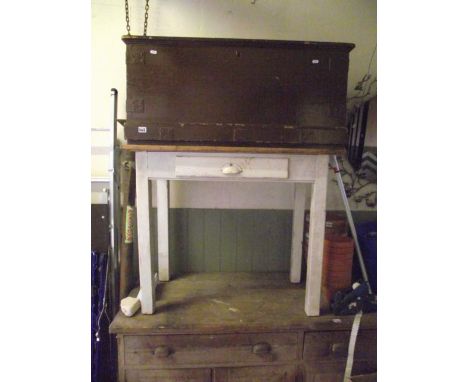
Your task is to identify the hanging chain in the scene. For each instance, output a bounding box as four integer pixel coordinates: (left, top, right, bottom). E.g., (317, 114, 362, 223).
(125, 0, 131, 35)
(143, 0, 150, 36)
(125, 0, 150, 36)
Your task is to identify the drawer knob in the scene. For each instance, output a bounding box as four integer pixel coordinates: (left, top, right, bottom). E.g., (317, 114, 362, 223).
(153, 345, 171, 358)
(331, 343, 347, 356)
(221, 163, 243, 175)
(252, 342, 272, 355)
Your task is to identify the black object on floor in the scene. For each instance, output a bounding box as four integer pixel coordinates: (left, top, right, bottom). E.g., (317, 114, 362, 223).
(331, 282, 377, 316)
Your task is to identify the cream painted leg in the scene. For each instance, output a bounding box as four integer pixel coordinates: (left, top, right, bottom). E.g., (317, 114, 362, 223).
(290, 183, 307, 283)
(156, 179, 170, 282)
(304, 155, 329, 316)
(136, 152, 156, 314)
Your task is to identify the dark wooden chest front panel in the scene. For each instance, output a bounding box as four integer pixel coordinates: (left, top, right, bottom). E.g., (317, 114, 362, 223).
(303, 330, 376, 364)
(124, 332, 299, 368)
(303, 329, 377, 380)
(213, 365, 299, 382)
(123, 36, 353, 147)
(125, 368, 212, 382)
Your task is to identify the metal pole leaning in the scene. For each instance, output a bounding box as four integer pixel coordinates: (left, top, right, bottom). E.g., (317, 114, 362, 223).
(331, 155, 373, 295)
(109, 88, 121, 315)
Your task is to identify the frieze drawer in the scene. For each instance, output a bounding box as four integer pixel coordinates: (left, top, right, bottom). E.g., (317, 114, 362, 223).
(175, 156, 289, 179)
(124, 332, 299, 368)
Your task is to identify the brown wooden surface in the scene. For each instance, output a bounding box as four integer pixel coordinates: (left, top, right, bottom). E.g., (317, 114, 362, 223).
(121, 143, 346, 155)
(125, 368, 211, 382)
(214, 365, 299, 382)
(303, 330, 376, 363)
(109, 273, 376, 334)
(124, 36, 353, 147)
(351, 373, 377, 382)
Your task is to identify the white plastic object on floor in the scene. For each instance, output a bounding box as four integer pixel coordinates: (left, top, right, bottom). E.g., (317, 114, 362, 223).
(120, 273, 158, 317)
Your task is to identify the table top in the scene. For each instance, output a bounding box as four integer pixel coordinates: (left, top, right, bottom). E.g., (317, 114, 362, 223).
(110, 272, 376, 334)
(121, 144, 346, 155)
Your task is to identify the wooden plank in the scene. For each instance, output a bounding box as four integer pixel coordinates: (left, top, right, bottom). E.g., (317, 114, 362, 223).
(122, 144, 346, 155)
(267, 211, 285, 272)
(156, 180, 170, 282)
(125, 368, 212, 382)
(280, 212, 293, 271)
(187, 209, 205, 272)
(304, 155, 329, 316)
(252, 211, 270, 272)
(135, 152, 156, 314)
(213, 365, 298, 382)
(220, 212, 237, 272)
(290, 183, 307, 283)
(117, 335, 125, 382)
(204, 210, 221, 272)
(169, 208, 187, 277)
(236, 211, 256, 271)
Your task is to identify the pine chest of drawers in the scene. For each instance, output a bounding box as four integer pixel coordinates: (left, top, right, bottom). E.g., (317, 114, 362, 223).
(110, 273, 376, 382)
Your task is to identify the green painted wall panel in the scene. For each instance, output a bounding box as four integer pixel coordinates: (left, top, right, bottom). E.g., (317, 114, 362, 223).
(204, 210, 221, 272)
(219, 212, 237, 272)
(236, 211, 256, 272)
(187, 209, 205, 272)
(151, 209, 293, 276)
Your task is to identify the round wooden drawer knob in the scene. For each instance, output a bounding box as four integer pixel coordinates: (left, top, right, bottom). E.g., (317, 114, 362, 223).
(252, 342, 272, 355)
(154, 345, 171, 358)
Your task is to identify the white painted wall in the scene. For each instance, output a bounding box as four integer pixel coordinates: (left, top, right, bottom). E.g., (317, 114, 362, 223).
(91, 0, 377, 210)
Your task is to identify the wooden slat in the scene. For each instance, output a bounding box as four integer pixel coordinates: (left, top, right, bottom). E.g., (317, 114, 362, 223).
(125, 368, 211, 382)
(214, 365, 299, 382)
(236, 211, 256, 271)
(122, 144, 346, 155)
(268, 211, 285, 272)
(187, 209, 205, 272)
(252, 211, 271, 272)
(220, 213, 237, 272)
(204, 210, 221, 272)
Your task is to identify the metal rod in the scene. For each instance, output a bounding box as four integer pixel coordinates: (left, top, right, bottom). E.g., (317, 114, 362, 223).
(108, 88, 120, 315)
(332, 155, 373, 295)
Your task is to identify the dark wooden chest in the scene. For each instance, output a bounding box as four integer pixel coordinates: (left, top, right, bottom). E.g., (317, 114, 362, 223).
(123, 36, 354, 147)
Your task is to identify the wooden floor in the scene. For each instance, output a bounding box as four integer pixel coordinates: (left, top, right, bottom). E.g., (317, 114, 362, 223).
(110, 272, 376, 334)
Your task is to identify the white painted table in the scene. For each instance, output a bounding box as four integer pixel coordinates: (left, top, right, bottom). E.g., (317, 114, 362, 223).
(127, 145, 339, 317)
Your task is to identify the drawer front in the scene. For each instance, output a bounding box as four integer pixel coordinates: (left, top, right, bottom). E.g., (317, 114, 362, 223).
(125, 332, 298, 367)
(303, 330, 376, 363)
(304, 330, 377, 361)
(175, 156, 289, 179)
(125, 369, 211, 382)
(214, 365, 299, 382)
